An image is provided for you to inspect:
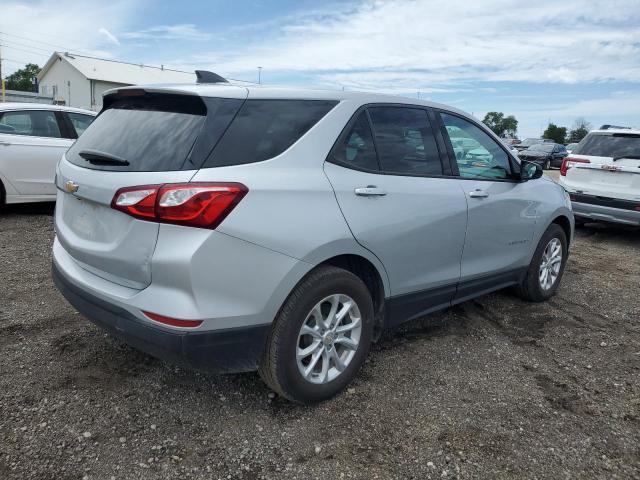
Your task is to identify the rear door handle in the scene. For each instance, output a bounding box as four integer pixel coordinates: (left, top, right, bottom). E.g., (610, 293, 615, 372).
(355, 186, 387, 197)
(469, 189, 489, 198)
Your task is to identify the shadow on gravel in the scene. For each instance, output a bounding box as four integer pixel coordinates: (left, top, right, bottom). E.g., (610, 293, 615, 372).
(575, 222, 640, 244)
(0, 202, 55, 216)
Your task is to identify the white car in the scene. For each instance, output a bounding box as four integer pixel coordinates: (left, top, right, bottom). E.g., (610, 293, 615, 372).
(559, 127, 640, 226)
(0, 103, 96, 206)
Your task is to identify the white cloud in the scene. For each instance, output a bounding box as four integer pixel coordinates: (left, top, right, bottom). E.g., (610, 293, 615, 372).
(121, 24, 211, 41)
(0, 0, 136, 74)
(98, 27, 120, 46)
(180, 0, 640, 89)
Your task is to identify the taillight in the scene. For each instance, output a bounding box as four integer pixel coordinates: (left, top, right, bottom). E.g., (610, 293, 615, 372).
(111, 182, 248, 229)
(560, 157, 590, 176)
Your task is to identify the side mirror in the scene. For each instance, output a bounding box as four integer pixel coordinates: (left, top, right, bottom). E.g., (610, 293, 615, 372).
(521, 160, 543, 181)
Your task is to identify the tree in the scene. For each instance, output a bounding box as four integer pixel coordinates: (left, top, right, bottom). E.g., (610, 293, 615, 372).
(568, 118, 591, 143)
(482, 111, 518, 137)
(5, 63, 40, 92)
(542, 123, 567, 144)
(482, 112, 505, 135)
(502, 115, 518, 137)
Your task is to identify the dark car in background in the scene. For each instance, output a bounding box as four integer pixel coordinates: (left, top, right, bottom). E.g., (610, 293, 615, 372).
(514, 137, 554, 152)
(519, 143, 568, 170)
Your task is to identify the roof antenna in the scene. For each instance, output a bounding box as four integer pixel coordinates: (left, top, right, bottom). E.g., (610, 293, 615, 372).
(195, 70, 228, 84)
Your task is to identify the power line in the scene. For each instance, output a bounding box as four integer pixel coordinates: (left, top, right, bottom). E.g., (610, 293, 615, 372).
(0, 38, 53, 54)
(0, 30, 96, 57)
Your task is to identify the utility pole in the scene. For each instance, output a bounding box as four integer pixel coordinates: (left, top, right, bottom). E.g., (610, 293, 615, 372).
(258, 66, 262, 85)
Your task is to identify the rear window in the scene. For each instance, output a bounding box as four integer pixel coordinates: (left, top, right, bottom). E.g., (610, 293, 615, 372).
(573, 133, 640, 158)
(203, 99, 337, 168)
(66, 93, 241, 172)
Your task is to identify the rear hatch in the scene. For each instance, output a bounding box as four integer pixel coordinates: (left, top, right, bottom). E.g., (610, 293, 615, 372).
(55, 87, 247, 289)
(562, 132, 640, 201)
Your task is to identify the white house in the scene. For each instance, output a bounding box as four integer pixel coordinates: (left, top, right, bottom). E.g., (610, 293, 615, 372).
(37, 52, 196, 111)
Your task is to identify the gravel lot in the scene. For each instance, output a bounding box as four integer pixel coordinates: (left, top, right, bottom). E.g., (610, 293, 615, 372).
(1, 202, 639, 480)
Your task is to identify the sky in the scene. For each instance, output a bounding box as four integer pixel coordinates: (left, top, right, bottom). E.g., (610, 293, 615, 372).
(1, 0, 639, 137)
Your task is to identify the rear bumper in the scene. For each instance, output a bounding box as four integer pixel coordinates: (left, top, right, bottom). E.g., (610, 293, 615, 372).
(571, 195, 640, 226)
(52, 261, 270, 373)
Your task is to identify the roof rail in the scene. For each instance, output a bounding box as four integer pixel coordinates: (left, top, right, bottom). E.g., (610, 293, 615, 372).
(195, 70, 229, 84)
(600, 124, 629, 130)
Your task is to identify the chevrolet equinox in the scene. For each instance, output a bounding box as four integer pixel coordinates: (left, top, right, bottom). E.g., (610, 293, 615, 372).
(53, 73, 574, 403)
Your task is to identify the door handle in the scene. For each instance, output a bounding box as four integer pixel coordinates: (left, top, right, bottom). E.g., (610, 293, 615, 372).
(355, 186, 387, 197)
(469, 189, 489, 198)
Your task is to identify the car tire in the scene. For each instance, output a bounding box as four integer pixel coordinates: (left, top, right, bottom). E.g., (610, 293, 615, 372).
(543, 159, 551, 170)
(0, 180, 5, 211)
(516, 224, 568, 302)
(259, 265, 374, 404)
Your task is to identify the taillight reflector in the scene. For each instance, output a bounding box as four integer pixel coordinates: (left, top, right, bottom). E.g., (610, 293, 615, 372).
(111, 182, 248, 229)
(143, 311, 203, 328)
(560, 157, 590, 176)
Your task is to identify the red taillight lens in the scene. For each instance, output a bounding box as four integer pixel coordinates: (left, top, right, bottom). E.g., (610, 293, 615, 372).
(111, 185, 160, 220)
(560, 157, 590, 176)
(111, 182, 248, 229)
(143, 311, 203, 328)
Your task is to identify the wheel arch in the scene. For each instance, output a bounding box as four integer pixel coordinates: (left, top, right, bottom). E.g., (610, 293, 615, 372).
(318, 254, 386, 338)
(551, 214, 573, 246)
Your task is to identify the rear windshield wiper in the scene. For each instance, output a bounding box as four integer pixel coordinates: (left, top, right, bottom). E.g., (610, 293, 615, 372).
(79, 149, 130, 166)
(612, 155, 640, 162)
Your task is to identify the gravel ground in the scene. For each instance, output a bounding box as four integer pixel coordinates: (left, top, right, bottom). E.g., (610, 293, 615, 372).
(1, 202, 639, 480)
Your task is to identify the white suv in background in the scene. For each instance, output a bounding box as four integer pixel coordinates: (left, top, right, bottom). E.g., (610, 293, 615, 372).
(0, 103, 96, 207)
(559, 127, 640, 226)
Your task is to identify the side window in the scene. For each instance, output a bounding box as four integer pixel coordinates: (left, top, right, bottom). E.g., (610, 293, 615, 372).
(67, 113, 95, 137)
(440, 113, 512, 180)
(329, 111, 379, 171)
(368, 107, 443, 176)
(0, 110, 62, 138)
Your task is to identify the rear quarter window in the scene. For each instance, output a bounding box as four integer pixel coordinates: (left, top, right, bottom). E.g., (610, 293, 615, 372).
(203, 99, 338, 168)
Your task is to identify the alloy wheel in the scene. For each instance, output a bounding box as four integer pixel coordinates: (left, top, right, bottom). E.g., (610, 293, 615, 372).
(296, 294, 362, 384)
(539, 238, 562, 290)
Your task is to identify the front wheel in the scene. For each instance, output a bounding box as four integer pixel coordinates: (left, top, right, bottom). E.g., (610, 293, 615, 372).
(543, 159, 551, 170)
(259, 266, 374, 404)
(516, 224, 568, 302)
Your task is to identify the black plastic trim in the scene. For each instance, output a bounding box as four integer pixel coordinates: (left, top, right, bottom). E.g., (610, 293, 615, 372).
(52, 262, 270, 374)
(384, 267, 527, 327)
(570, 193, 640, 212)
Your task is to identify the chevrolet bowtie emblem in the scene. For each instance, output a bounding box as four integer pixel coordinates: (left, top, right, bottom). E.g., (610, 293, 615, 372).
(65, 180, 79, 193)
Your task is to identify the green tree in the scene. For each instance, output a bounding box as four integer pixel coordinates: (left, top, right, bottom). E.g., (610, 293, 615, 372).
(542, 123, 567, 144)
(568, 118, 591, 143)
(482, 111, 518, 137)
(502, 115, 518, 136)
(482, 111, 505, 136)
(5, 63, 40, 92)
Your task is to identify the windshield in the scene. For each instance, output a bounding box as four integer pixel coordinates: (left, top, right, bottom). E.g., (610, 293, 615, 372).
(573, 133, 640, 158)
(528, 144, 554, 152)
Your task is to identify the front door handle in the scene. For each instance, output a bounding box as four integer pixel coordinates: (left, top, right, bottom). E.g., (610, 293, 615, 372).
(355, 186, 387, 197)
(469, 189, 489, 198)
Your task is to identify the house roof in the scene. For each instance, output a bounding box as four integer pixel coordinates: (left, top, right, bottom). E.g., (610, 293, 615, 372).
(38, 52, 196, 85)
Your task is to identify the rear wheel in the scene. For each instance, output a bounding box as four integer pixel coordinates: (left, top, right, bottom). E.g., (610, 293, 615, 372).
(516, 224, 567, 302)
(543, 159, 551, 170)
(259, 266, 374, 404)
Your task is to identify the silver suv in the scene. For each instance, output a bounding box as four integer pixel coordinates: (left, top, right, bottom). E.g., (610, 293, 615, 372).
(53, 76, 574, 403)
